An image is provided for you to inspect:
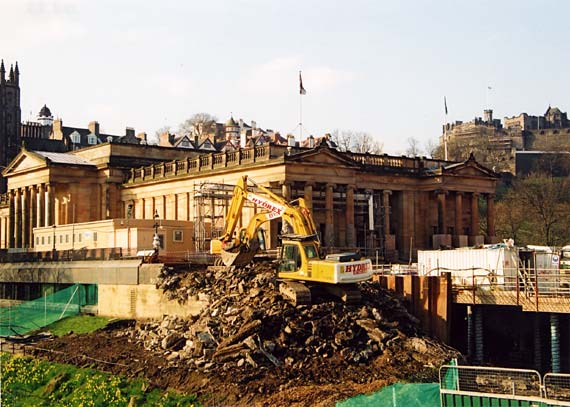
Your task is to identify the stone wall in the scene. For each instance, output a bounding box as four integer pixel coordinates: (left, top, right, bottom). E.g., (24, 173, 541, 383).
(98, 284, 206, 319)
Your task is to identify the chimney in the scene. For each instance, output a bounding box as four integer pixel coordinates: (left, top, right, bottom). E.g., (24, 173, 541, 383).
(251, 120, 257, 129)
(287, 134, 296, 147)
(136, 132, 147, 142)
(239, 118, 244, 128)
(125, 127, 135, 138)
(88, 121, 100, 135)
(484, 109, 493, 123)
(308, 135, 315, 148)
(52, 118, 63, 140)
(158, 131, 171, 146)
(240, 132, 247, 148)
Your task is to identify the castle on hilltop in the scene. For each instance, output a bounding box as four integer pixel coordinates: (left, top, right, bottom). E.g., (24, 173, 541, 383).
(441, 107, 570, 173)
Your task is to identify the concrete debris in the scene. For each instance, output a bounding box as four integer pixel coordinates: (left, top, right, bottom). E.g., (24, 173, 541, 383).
(139, 262, 458, 374)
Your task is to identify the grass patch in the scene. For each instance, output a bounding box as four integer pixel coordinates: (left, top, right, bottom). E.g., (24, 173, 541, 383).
(44, 315, 111, 337)
(0, 353, 200, 407)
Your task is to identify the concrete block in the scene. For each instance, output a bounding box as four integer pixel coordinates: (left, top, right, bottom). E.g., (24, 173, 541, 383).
(453, 235, 469, 248)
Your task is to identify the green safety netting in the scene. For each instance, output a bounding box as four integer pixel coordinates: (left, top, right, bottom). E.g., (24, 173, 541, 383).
(0, 284, 95, 337)
(337, 382, 441, 407)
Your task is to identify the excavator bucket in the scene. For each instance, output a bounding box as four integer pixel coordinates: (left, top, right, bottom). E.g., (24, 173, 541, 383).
(220, 240, 260, 267)
(221, 248, 256, 267)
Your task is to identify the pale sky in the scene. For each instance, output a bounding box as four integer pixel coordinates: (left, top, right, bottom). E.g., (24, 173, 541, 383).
(1, 0, 568, 154)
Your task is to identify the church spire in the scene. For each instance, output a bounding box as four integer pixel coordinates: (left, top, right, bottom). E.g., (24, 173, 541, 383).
(8, 64, 14, 83)
(13, 61, 19, 85)
(0, 60, 5, 83)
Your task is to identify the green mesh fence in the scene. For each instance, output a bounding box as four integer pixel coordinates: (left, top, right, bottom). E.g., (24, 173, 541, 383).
(0, 284, 90, 337)
(337, 382, 441, 407)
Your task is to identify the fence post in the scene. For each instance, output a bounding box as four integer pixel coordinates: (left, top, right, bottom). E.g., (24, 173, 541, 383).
(535, 265, 539, 312)
(515, 269, 520, 305)
(472, 267, 476, 304)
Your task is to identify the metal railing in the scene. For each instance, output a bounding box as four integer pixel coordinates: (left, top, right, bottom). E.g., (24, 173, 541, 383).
(440, 364, 570, 406)
(427, 266, 570, 310)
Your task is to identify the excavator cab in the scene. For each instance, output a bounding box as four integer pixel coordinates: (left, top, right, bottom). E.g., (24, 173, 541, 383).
(277, 240, 320, 274)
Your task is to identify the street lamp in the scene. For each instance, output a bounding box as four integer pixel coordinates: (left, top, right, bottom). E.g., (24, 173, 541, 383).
(127, 204, 133, 256)
(152, 210, 160, 254)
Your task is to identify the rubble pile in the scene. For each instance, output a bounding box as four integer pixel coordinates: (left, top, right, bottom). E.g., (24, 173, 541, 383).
(33, 262, 461, 405)
(137, 263, 458, 382)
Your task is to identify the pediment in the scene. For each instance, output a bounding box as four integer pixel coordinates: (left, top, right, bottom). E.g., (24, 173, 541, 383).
(286, 146, 358, 167)
(2, 150, 47, 175)
(443, 161, 498, 178)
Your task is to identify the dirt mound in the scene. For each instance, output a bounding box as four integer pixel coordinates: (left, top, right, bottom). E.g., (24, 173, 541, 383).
(33, 263, 460, 406)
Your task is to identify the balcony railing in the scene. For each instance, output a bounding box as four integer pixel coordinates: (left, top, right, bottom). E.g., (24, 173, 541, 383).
(125, 144, 284, 184)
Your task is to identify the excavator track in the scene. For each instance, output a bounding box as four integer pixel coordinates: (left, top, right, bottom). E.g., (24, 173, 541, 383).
(321, 283, 361, 304)
(279, 281, 312, 306)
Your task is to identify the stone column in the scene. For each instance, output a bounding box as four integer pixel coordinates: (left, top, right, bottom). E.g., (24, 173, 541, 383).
(46, 184, 55, 226)
(455, 192, 463, 235)
(454, 192, 467, 247)
(471, 193, 479, 236)
(281, 182, 291, 201)
(14, 188, 21, 248)
(7, 190, 14, 248)
(141, 197, 146, 219)
(30, 186, 37, 247)
(325, 183, 335, 247)
(383, 190, 392, 235)
(173, 194, 179, 220)
(437, 191, 447, 234)
(21, 187, 29, 248)
(346, 185, 356, 247)
(486, 194, 496, 243)
(37, 183, 45, 227)
(303, 182, 314, 212)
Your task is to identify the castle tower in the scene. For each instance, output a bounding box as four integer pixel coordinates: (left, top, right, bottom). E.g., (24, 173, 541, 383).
(0, 60, 22, 192)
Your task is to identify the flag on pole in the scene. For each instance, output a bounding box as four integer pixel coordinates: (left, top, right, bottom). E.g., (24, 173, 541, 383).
(444, 96, 448, 115)
(299, 71, 306, 95)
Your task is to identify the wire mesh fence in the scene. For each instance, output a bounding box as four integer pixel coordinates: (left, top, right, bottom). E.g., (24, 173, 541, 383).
(440, 364, 570, 407)
(0, 284, 89, 337)
(544, 373, 570, 402)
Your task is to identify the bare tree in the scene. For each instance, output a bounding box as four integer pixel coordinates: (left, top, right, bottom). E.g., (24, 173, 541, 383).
(495, 189, 529, 244)
(406, 137, 422, 157)
(515, 173, 570, 246)
(424, 139, 440, 159)
(331, 129, 383, 154)
(178, 113, 218, 139)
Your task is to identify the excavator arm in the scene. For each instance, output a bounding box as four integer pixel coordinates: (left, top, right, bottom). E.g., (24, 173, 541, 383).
(213, 175, 320, 266)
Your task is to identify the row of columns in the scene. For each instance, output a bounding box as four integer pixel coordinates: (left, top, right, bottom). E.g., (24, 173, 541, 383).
(282, 182, 393, 249)
(7, 183, 54, 248)
(436, 191, 495, 239)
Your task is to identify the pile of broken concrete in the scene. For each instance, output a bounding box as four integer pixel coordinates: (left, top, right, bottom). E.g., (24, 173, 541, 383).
(133, 263, 459, 382)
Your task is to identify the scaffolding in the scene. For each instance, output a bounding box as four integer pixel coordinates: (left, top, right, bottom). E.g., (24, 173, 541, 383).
(193, 181, 235, 252)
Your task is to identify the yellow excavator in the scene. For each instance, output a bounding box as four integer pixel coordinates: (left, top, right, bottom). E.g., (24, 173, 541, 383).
(211, 176, 373, 304)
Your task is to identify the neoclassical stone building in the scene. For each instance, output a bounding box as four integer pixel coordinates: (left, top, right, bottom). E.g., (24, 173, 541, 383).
(0, 141, 499, 262)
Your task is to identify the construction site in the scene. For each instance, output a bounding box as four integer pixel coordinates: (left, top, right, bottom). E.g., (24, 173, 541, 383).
(0, 141, 568, 405)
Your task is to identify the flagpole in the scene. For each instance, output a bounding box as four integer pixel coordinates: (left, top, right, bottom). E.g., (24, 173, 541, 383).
(299, 88, 302, 141)
(299, 70, 303, 142)
(444, 96, 449, 161)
